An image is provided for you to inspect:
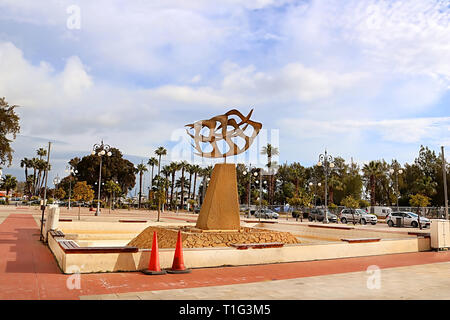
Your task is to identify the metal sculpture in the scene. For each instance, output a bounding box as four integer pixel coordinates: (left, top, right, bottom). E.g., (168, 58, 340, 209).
(185, 109, 262, 160)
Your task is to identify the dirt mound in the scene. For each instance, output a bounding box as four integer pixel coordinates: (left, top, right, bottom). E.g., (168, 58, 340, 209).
(128, 226, 299, 249)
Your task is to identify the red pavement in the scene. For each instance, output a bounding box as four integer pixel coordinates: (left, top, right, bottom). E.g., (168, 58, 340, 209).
(0, 212, 449, 300)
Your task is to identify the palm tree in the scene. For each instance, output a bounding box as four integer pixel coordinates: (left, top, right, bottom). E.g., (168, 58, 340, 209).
(362, 161, 384, 207)
(328, 172, 344, 204)
(169, 162, 181, 209)
(30, 158, 38, 195)
(20, 158, 32, 196)
(186, 164, 194, 200)
(147, 157, 158, 190)
(0, 174, 18, 202)
(178, 161, 189, 210)
(136, 162, 148, 209)
(198, 166, 213, 205)
(191, 164, 201, 200)
(154, 147, 167, 177)
(176, 177, 189, 198)
(161, 165, 171, 207)
(261, 144, 279, 204)
(35, 159, 49, 195)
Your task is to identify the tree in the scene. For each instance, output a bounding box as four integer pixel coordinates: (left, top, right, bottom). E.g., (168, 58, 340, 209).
(186, 164, 194, 200)
(409, 194, 430, 230)
(73, 181, 95, 216)
(161, 165, 171, 207)
(287, 189, 313, 207)
(147, 157, 158, 190)
(362, 161, 384, 206)
(0, 97, 20, 166)
(54, 188, 66, 200)
(136, 163, 148, 209)
(190, 164, 201, 201)
(153, 175, 168, 222)
(169, 161, 181, 209)
(179, 161, 188, 210)
(70, 147, 136, 199)
(261, 143, 279, 204)
(154, 147, 167, 177)
(0, 174, 17, 204)
(104, 180, 121, 209)
(341, 195, 360, 225)
(20, 157, 33, 196)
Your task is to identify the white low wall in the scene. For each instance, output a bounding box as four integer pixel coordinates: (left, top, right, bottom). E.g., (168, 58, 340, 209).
(52, 236, 430, 274)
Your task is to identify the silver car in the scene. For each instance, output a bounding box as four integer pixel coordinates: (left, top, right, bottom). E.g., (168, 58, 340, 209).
(386, 212, 430, 228)
(254, 208, 279, 219)
(340, 208, 377, 225)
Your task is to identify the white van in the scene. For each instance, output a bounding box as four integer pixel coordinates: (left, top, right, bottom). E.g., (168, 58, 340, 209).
(368, 206, 392, 218)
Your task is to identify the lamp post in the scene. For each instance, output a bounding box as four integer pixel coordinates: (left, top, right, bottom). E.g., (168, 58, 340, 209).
(308, 181, 322, 207)
(113, 180, 119, 210)
(65, 165, 78, 211)
(243, 164, 259, 219)
(317, 150, 335, 224)
(53, 175, 60, 202)
(92, 141, 112, 216)
(389, 167, 403, 211)
(255, 169, 267, 222)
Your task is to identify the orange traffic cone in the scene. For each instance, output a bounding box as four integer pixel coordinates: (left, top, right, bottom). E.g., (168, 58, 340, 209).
(142, 231, 166, 275)
(167, 230, 191, 274)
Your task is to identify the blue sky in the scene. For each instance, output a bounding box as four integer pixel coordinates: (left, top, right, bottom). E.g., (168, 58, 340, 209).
(0, 0, 449, 193)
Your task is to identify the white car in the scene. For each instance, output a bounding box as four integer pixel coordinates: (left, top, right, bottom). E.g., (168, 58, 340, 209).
(254, 209, 279, 219)
(340, 208, 377, 225)
(386, 212, 430, 228)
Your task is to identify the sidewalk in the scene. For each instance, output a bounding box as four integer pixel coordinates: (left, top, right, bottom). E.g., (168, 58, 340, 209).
(0, 211, 449, 300)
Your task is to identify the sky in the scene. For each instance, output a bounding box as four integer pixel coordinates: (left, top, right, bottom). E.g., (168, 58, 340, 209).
(0, 0, 449, 194)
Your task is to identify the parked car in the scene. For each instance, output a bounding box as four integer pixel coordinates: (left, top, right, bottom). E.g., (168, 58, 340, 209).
(386, 211, 430, 228)
(340, 208, 378, 225)
(308, 208, 337, 223)
(193, 206, 201, 214)
(254, 208, 279, 219)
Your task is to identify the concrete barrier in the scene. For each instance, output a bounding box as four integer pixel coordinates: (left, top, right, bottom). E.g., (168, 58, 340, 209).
(49, 234, 431, 274)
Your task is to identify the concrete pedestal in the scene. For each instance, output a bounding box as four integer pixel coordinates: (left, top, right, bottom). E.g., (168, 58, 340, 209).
(196, 163, 240, 230)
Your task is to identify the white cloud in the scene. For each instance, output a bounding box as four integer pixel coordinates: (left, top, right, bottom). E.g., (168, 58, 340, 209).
(0, 0, 450, 174)
(280, 117, 450, 145)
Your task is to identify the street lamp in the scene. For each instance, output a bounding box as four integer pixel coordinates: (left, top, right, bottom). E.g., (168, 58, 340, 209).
(317, 150, 335, 224)
(308, 181, 322, 207)
(243, 165, 259, 219)
(389, 168, 403, 211)
(255, 169, 267, 222)
(65, 165, 78, 211)
(92, 141, 112, 216)
(113, 180, 119, 210)
(53, 175, 61, 201)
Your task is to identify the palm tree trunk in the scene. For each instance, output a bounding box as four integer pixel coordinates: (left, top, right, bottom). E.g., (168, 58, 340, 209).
(170, 172, 176, 210)
(180, 168, 186, 210)
(138, 172, 143, 208)
(158, 156, 162, 176)
(370, 176, 376, 206)
(193, 172, 198, 201)
(188, 173, 193, 200)
(151, 166, 154, 188)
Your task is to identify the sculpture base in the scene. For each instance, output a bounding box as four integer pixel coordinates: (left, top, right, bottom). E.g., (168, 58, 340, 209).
(128, 226, 300, 249)
(196, 163, 240, 230)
